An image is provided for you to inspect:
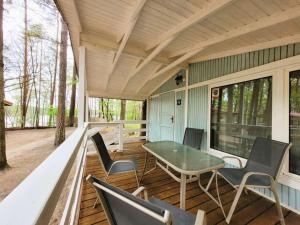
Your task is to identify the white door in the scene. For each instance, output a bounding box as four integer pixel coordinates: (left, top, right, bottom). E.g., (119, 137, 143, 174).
(160, 92, 175, 140)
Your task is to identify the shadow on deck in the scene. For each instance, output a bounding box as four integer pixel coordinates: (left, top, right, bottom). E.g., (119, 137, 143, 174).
(78, 142, 300, 225)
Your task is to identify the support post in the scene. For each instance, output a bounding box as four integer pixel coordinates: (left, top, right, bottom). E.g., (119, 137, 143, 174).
(78, 46, 86, 128)
(85, 93, 89, 123)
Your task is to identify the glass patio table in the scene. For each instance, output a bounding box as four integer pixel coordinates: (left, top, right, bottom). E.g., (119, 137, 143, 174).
(140, 141, 224, 210)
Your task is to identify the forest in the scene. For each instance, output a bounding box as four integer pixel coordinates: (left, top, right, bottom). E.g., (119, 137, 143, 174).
(0, 0, 143, 169)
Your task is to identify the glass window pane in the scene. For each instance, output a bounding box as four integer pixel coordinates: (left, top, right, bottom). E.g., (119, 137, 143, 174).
(210, 77, 272, 158)
(289, 70, 300, 175)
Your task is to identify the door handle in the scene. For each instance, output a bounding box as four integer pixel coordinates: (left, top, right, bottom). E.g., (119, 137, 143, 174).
(170, 116, 174, 123)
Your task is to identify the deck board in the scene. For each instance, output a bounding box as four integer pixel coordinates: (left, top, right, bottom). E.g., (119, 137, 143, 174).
(78, 142, 300, 225)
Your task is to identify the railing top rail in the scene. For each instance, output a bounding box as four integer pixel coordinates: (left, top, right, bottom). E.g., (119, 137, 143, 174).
(0, 126, 88, 225)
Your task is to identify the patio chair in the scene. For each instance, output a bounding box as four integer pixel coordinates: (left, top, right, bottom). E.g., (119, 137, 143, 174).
(86, 175, 206, 225)
(214, 137, 291, 224)
(90, 132, 139, 207)
(183, 128, 204, 149)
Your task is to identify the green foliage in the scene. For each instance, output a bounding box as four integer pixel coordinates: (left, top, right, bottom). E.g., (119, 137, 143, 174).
(27, 24, 44, 38)
(47, 106, 57, 116)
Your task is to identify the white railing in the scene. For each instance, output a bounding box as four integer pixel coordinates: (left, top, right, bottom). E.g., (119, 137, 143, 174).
(0, 120, 147, 225)
(89, 120, 148, 151)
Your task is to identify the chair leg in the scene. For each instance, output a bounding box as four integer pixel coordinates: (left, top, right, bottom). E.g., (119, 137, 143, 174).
(215, 172, 227, 219)
(270, 180, 285, 225)
(226, 182, 245, 224)
(134, 170, 140, 187)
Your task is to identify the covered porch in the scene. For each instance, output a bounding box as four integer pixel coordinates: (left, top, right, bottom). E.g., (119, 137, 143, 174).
(78, 142, 300, 225)
(1, 0, 300, 224)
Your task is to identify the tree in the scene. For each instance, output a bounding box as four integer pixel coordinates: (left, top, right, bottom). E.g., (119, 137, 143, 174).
(120, 99, 126, 120)
(68, 63, 76, 127)
(48, 14, 59, 127)
(21, 0, 29, 128)
(0, 0, 7, 169)
(54, 18, 68, 145)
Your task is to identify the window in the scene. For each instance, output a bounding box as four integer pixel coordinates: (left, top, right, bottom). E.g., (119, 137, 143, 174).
(289, 70, 300, 175)
(210, 77, 272, 158)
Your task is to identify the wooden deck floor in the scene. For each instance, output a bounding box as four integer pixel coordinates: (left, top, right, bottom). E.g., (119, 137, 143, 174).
(78, 142, 300, 225)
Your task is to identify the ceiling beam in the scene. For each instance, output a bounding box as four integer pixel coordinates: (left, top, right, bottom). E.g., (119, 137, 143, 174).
(135, 64, 165, 94)
(145, 0, 235, 51)
(120, 0, 233, 93)
(80, 32, 170, 64)
(152, 6, 300, 79)
(119, 37, 174, 93)
(190, 34, 300, 63)
(105, 0, 148, 90)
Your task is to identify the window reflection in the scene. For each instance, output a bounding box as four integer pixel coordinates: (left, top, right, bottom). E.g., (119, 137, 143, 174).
(210, 77, 272, 158)
(289, 70, 300, 175)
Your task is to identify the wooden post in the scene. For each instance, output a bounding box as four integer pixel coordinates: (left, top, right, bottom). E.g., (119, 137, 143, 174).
(78, 46, 85, 128)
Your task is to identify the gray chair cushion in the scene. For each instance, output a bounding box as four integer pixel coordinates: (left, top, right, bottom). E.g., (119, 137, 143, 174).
(109, 159, 138, 174)
(218, 168, 271, 186)
(149, 197, 196, 225)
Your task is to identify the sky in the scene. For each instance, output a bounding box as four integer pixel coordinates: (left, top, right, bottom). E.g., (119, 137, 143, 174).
(3, 0, 75, 102)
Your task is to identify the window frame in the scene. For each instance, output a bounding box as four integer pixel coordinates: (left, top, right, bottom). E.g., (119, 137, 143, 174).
(205, 58, 300, 190)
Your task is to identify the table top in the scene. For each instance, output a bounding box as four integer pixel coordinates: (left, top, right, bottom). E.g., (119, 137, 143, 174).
(143, 141, 224, 175)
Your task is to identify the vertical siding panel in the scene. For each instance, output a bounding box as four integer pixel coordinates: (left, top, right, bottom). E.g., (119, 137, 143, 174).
(274, 47, 281, 61)
(249, 51, 254, 68)
(263, 49, 269, 64)
(289, 187, 296, 209)
(269, 48, 275, 63)
(294, 43, 300, 55)
(287, 44, 294, 57)
(259, 50, 264, 66)
(281, 45, 287, 59)
(245, 52, 250, 69)
(254, 51, 259, 67)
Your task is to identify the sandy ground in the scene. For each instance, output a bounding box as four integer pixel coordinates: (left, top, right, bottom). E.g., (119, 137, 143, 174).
(0, 128, 75, 201)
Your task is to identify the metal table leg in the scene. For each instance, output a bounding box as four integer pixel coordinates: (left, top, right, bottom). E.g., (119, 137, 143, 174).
(139, 151, 157, 183)
(180, 173, 187, 210)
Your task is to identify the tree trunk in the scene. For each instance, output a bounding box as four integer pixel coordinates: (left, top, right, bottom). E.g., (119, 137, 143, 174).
(68, 63, 76, 127)
(54, 18, 68, 146)
(48, 14, 59, 127)
(247, 80, 260, 125)
(21, 0, 28, 128)
(0, 0, 7, 169)
(120, 99, 126, 120)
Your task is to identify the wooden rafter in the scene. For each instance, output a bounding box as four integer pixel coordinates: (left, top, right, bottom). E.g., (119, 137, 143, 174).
(80, 32, 170, 64)
(120, 0, 234, 93)
(105, 0, 148, 91)
(152, 6, 300, 79)
(145, 0, 235, 51)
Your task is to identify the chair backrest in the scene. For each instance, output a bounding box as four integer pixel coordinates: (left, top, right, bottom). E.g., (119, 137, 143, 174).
(245, 137, 291, 179)
(183, 128, 204, 149)
(87, 175, 170, 225)
(91, 132, 113, 172)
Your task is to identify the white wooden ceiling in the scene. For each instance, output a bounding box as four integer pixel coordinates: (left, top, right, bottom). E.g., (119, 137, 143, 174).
(55, 0, 300, 100)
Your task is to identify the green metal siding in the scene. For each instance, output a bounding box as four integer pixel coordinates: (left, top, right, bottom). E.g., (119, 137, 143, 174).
(175, 91, 185, 143)
(189, 43, 300, 84)
(188, 86, 208, 149)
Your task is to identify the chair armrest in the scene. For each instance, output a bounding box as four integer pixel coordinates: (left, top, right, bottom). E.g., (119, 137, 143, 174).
(132, 186, 148, 200)
(194, 210, 206, 225)
(240, 171, 273, 187)
(222, 156, 243, 168)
